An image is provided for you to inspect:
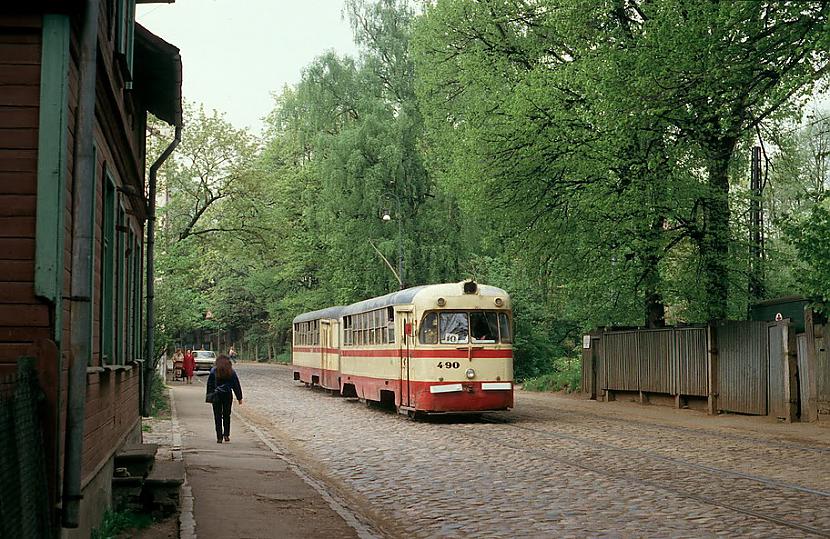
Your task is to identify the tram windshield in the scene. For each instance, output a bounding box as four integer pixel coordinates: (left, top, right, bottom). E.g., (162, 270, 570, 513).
(440, 312, 469, 344)
(419, 311, 511, 344)
(470, 312, 498, 343)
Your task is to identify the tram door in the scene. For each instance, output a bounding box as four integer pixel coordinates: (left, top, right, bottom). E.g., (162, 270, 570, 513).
(397, 308, 413, 408)
(321, 321, 340, 390)
(320, 321, 329, 387)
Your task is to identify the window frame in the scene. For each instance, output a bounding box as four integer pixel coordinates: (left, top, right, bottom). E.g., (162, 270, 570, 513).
(418, 310, 512, 345)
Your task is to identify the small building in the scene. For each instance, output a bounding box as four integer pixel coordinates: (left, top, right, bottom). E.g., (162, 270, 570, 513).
(749, 296, 809, 332)
(0, 2, 181, 537)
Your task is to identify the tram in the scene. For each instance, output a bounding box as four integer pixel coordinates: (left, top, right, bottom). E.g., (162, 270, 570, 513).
(292, 280, 513, 415)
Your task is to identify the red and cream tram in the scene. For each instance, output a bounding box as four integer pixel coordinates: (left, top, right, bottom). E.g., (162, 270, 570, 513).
(292, 281, 513, 415)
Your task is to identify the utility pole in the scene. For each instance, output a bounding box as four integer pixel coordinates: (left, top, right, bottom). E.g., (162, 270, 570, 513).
(748, 146, 765, 303)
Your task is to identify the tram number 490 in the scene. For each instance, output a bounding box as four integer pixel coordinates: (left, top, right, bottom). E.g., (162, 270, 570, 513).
(436, 361, 460, 369)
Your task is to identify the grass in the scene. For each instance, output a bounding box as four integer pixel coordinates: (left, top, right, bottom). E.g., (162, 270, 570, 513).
(149, 373, 171, 419)
(91, 510, 152, 539)
(274, 351, 291, 364)
(522, 356, 582, 393)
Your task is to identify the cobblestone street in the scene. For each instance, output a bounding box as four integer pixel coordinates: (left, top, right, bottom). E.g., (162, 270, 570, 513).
(234, 363, 830, 538)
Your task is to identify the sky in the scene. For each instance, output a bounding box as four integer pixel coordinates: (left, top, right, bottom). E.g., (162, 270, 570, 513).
(137, 0, 360, 134)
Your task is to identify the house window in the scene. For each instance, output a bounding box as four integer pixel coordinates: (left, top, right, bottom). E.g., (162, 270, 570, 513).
(115, 0, 136, 82)
(100, 171, 116, 364)
(115, 202, 126, 365)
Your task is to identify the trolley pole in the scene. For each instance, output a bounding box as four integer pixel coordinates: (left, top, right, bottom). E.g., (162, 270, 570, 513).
(396, 213, 404, 290)
(381, 192, 405, 290)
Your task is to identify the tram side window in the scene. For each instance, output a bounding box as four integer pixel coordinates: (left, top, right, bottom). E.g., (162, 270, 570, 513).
(499, 312, 512, 343)
(420, 312, 438, 344)
(375, 309, 384, 344)
(387, 307, 395, 344)
(440, 312, 469, 344)
(470, 312, 499, 343)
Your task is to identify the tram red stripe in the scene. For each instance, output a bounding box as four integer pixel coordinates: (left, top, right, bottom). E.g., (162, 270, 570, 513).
(295, 347, 512, 359)
(411, 349, 512, 358)
(293, 368, 513, 412)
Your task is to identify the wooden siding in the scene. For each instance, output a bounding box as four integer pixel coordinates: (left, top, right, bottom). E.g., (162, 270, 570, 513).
(80, 368, 140, 484)
(0, 19, 45, 363)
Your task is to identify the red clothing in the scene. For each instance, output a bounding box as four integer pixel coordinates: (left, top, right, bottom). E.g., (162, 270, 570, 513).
(182, 352, 195, 377)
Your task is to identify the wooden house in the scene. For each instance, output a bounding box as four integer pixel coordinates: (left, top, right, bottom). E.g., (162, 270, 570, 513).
(0, 1, 181, 536)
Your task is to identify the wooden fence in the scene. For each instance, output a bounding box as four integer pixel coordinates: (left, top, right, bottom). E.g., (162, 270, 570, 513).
(582, 320, 803, 420)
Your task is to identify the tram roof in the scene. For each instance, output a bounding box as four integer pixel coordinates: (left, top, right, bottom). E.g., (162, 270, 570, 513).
(339, 285, 430, 317)
(292, 282, 510, 324)
(292, 306, 346, 324)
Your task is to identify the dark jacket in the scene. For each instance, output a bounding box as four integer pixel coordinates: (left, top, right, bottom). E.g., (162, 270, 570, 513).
(207, 368, 243, 401)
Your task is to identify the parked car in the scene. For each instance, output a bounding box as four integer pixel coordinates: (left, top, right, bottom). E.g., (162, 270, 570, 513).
(193, 350, 217, 372)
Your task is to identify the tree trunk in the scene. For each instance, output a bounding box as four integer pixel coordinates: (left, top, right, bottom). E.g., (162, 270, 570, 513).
(702, 139, 736, 321)
(643, 216, 666, 328)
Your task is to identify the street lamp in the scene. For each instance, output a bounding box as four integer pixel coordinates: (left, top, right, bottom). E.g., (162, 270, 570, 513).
(380, 193, 404, 290)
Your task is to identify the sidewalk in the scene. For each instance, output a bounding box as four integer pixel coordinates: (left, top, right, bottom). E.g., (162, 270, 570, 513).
(171, 378, 363, 539)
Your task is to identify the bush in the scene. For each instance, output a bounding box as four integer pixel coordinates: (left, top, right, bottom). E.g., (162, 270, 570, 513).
(522, 356, 582, 393)
(91, 510, 152, 539)
(274, 350, 291, 364)
(149, 373, 170, 419)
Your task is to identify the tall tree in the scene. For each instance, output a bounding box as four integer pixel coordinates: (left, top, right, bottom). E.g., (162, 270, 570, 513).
(413, 0, 830, 323)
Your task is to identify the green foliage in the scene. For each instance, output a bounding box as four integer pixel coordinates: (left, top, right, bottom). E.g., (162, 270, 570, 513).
(785, 202, 830, 313)
(413, 0, 830, 323)
(91, 510, 152, 539)
(522, 357, 582, 393)
(150, 1, 830, 388)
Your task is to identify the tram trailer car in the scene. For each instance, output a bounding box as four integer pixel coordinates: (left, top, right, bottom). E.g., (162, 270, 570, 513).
(292, 281, 513, 415)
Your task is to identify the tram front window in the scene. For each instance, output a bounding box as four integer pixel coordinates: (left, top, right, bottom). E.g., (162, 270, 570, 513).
(440, 312, 469, 344)
(499, 312, 512, 343)
(471, 312, 498, 343)
(420, 312, 438, 344)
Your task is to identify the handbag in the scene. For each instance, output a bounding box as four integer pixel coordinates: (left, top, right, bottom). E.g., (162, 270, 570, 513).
(205, 391, 216, 404)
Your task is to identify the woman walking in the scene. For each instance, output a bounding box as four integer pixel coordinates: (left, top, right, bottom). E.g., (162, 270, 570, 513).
(206, 355, 243, 443)
(182, 349, 195, 384)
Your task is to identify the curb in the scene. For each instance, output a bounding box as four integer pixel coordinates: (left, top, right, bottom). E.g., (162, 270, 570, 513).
(233, 410, 381, 539)
(169, 388, 196, 539)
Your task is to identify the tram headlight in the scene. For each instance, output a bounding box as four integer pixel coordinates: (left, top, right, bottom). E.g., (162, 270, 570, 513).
(465, 368, 476, 380)
(494, 297, 504, 307)
(437, 297, 446, 307)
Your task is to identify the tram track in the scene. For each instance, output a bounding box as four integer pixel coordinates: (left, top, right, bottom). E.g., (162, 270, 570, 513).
(485, 413, 830, 497)
(517, 401, 830, 455)
(446, 415, 830, 538)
